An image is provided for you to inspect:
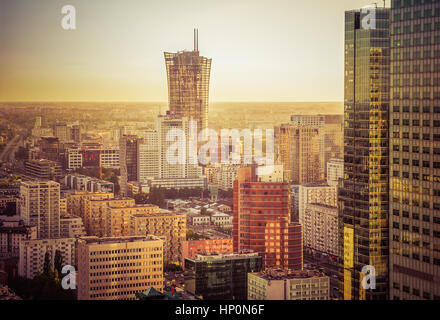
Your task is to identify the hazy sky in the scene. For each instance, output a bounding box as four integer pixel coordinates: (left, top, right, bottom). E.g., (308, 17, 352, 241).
(0, 0, 389, 102)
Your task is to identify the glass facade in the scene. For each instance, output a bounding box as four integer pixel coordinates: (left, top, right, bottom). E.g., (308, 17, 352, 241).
(339, 8, 390, 300)
(390, 0, 440, 300)
(184, 254, 262, 300)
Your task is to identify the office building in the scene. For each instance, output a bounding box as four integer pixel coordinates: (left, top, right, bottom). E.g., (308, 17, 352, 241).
(389, 0, 440, 300)
(339, 8, 390, 300)
(120, 135, 142, 195)
(24, 159, 62, 180)
(233, 166, 303, 270)
(76, 235, 164, 300)
(275, 121, 324, 184)
(184, 252, 262, 300)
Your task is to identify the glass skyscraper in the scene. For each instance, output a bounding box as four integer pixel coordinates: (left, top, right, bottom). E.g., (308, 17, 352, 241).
(389, 0, 440, 300)
(339, 8, 390, 300)
(164, 29, 212, 134)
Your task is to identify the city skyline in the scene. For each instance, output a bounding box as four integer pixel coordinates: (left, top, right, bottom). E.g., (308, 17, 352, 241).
(0, 0, 389, 102)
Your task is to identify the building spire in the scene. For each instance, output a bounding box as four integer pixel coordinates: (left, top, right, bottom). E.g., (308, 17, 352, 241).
(194, 28, 198, 52)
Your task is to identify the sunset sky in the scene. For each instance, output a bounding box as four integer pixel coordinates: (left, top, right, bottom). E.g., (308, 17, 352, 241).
(0, 0, 389, 102)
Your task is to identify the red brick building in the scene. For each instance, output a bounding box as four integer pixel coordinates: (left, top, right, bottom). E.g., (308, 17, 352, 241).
(233, 166, 302, 270)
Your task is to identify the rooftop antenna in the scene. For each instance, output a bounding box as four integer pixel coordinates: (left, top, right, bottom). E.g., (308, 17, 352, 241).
(194, 28, 198, 52)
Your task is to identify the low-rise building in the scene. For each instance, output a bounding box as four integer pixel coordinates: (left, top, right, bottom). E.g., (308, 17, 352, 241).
(18, 238, 76, 279)
(248, 269, 330, 300)
(24, 159, 63, 180)
(60, 214, 86, 238)
(0, 216, 37, 258)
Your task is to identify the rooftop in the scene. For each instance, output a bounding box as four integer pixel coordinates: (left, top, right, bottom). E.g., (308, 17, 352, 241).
(250, 268, 328, 281)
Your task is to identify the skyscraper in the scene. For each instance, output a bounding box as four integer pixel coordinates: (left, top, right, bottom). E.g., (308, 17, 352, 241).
(339, 8, 390, 300)
(119, 134, 142, 195)
(275, 121, 324, 184)
(164, 29, 212, 134)
(389, 0, 440, 300)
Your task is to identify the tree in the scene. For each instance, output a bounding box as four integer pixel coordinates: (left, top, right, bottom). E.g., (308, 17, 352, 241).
(134, 192, 149, 205)
(54, 250, 63, 275)
(43, 252, 51, 276)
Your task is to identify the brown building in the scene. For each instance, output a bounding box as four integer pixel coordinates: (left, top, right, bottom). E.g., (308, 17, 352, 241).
(76, 235, 164, 300)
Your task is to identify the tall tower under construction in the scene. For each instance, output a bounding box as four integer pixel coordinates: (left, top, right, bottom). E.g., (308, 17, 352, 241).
(164, 29, 212, 134)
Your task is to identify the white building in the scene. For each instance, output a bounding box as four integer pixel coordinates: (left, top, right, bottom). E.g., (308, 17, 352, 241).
(101, 147, 120, 169)
(303, 203, 338, 256)
(19, 180, 61, 239)
(67, 148, 83, 170)
(18, 238, 76, 279)
(156, 114, 203, 180)
(294, 183, 337, 227)
(248, 268, 329, 300)
(138, 130, 159, 182)
(188, 214, 211, 226)
(327, 158, 344, 187)
(210, 212, 233, 227)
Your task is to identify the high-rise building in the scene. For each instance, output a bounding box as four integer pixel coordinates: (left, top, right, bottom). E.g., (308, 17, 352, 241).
(138, 130, 159, 182)
(19, 181, 61, 239)
(156, 114, 202, 180)
(295, 183, 338, 227)
(303, 203, 339, 257)
(339, 8, 390, 300)
(389, 0, 440, 300)
(275, 121, 324, 184)
(248, 268, 330, 300)
(53, 122, 69, 142)
(119, 135, 142, 195)
(184, 252, 262, 300)
(76, 235, 164, 300)
(83, 197, 135, 237)
(164, 29, 212, 134)
(233, 166, 303, 270)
